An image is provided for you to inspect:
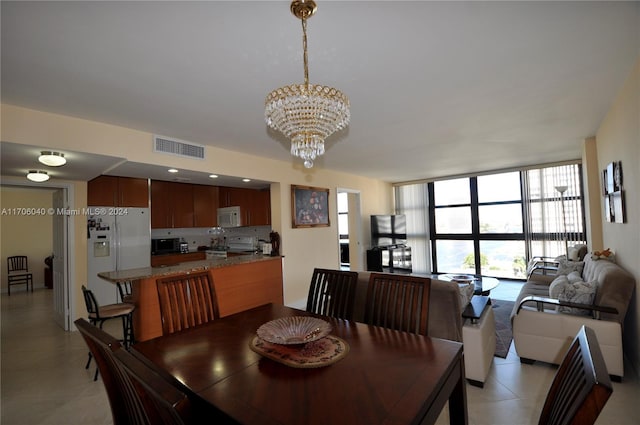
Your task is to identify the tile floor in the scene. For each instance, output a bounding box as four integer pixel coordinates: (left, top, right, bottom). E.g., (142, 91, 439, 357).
(2, 287, 639, 425)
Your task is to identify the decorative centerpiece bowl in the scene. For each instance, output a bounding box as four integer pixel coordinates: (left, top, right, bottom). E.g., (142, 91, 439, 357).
(443, 274, 476, 283)
(257, 316, 331, 345)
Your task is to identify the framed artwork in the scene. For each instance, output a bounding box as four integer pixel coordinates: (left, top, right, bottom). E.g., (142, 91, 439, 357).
(291, 185, 330, 228)
(606, 162, 615, 194)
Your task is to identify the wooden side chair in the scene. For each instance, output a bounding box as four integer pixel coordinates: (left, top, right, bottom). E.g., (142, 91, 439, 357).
(364, 273, 431, 335)
(538, 325, 613, 425)
(7, 255, 33, 295)
(156, 271, 220, 335)
(81, 285, 135, 380)
(305, 268, 358, 320)
(75, 318, 193, 425)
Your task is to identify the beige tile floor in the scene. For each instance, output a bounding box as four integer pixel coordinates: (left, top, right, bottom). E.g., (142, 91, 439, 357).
(2, 288, 639, 425)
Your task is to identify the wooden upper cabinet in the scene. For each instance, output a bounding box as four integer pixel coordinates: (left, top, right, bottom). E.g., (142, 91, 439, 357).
(151, 180, 171, 228)
(151, 180, 194, 228)
(88, 175, 148, 207)
(219, 186, 250, 208)
(247, 189, 271, 226)
(219, 186, 270, 226)
(172, 183, 194, 228)
(193, 185, 219, 227)
(118, 177, 149, 207)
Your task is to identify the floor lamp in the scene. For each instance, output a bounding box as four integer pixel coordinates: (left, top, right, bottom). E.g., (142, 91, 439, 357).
(555, 185, 568, 258)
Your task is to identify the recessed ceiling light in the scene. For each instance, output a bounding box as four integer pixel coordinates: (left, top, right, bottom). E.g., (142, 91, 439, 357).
(209, 174, 218, 179)
(242, 178, 251, 182)
(168, 168, 179, 173)
(38, 151, 66, 167)
(27, 170, 49, 182)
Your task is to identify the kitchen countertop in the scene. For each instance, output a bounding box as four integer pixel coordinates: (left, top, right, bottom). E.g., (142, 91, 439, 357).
(98, 254, 282, 283)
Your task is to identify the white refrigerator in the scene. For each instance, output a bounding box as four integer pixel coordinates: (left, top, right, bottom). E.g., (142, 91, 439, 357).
(87, 207, 151, 306)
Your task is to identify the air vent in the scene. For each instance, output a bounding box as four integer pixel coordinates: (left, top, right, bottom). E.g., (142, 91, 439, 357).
(153, 135, 205, 160)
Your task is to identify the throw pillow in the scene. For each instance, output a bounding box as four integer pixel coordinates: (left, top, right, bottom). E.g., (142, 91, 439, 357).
(457, 283, 475, 310)
(556, 259, 584, 276)
(557, 280, 597, 316)
(549, 275, 569, 299)
(566, 271, 582, 284)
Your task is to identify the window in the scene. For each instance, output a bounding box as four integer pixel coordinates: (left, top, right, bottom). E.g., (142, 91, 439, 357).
(396, 164, 585, 280)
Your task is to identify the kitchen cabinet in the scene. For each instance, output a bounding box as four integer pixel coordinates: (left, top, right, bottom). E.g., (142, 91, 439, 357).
(88, 175, 149, 207)
(247, 189, 271, 226)
(151, 181, 194, 228)
(193, 185, 219, 227)
(219, 187, 271, 226)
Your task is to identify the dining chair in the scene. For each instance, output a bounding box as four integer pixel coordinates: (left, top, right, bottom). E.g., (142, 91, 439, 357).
(7, 255, 33, 295)
(538, 325, 613, 425)
(81, 285, 136, 380)
(156, 271, 220, 335)
(363, 273, 431, 335)
(117, 281, 133, 303)
(75, 318, 194, 425)
(305, 268, 358, 320)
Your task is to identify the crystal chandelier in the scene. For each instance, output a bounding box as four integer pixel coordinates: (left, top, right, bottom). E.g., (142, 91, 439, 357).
(265, 0, 350, 168)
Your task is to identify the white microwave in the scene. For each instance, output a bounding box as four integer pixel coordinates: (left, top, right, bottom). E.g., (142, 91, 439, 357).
(217, 206, 242, 227)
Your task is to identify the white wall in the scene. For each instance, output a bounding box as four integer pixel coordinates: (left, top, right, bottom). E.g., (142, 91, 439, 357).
(594, 57, 640, 375)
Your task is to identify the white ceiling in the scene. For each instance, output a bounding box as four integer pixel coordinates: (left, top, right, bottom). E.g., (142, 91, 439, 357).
(2, 1, 639, 185)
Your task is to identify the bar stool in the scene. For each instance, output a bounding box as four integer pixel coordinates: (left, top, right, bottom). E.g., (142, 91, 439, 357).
(81, 285, 135, 380)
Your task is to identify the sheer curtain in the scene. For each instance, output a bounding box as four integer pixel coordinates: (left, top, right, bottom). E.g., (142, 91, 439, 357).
(522, 163, 585, 259)
(394, 183, 431, 273)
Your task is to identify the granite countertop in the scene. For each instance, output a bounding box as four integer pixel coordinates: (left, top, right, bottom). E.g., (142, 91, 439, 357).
(98, 254, 282, 283)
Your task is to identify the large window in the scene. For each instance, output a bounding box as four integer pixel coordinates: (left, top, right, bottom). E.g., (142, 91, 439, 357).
(396, 164, 585, 279)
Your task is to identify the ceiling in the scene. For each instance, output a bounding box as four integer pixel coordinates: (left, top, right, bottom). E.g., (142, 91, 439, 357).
(2, 1, 639, 185)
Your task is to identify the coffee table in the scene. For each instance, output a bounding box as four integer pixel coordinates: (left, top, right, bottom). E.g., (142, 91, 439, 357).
(435, 274, 500, 296)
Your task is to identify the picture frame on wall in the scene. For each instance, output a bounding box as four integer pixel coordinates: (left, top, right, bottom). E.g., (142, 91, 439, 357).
(606, 162, 615, 194)
(291, 185, 330, 228)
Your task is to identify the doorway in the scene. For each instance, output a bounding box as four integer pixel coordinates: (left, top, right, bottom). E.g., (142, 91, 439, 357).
(0, 180, 73, 330)
(336, 188, 362, 271)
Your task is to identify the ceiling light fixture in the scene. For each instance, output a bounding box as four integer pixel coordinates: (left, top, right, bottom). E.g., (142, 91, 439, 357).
(38, 151, 66, 167)
(265, 0, 350, 169)
(27, 170, 50, 182)
(209, 174, 219, 179)
(168, 168, 179, 173)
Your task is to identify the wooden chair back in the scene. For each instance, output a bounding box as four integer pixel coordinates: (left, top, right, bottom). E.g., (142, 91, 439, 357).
(156, 271, 220, 335)
(75, 318, 130, 425)
(305, 268, 358, 320)
(539, 325, 613, 425)
(75, 318, 193, 425)
(364, 273, 431, 335)
(114, 346, 193, 424)
(7, 255, 29, 273)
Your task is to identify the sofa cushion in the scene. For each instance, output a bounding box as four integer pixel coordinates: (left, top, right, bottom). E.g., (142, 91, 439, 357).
(556, 259, 584, 276)
(557, 279, 597, 315)
(549, 275, 569, 299)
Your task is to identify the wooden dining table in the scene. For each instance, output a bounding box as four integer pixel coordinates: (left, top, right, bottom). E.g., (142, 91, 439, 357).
(132, 303, 467, 425)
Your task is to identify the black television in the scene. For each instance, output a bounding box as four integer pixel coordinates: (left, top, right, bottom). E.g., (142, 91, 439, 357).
(370, 215, 407, 247)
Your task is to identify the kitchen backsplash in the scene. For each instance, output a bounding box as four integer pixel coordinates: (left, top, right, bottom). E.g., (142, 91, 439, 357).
(151, 226, 272, 251)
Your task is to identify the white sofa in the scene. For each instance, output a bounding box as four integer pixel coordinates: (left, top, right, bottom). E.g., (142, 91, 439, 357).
(352, 272, 496, 387)
(511, 255, 635, 380)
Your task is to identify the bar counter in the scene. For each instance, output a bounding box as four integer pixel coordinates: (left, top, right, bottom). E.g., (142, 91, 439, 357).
(98, 254, 284, 341)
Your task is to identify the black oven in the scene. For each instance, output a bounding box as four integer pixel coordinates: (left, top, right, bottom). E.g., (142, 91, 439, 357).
(151, 238, 180, 255)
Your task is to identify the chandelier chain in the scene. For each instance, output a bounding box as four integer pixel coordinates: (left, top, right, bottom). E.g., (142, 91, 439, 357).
(302, 18, 309, 88)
